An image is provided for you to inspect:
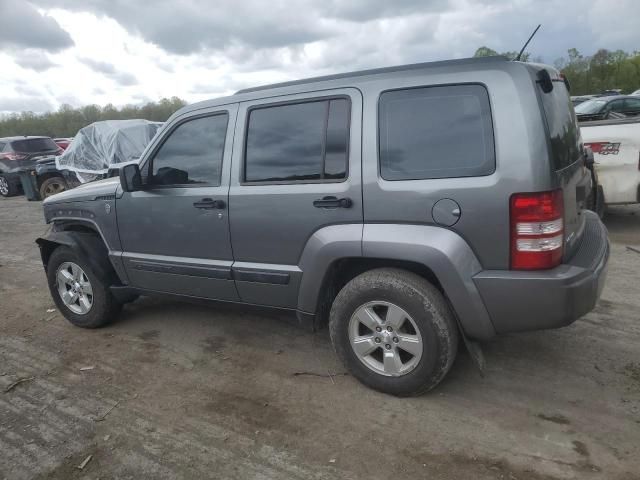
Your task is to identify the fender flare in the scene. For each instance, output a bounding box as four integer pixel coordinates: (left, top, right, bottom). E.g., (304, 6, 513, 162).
(35, 230, 118, 285)
(296, 223, 496, 341)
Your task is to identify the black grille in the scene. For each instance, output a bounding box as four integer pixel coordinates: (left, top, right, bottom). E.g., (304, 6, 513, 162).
(94, 194, 115, 201)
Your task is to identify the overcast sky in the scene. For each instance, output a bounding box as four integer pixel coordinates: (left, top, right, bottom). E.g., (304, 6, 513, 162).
(0, 0, 637, 114)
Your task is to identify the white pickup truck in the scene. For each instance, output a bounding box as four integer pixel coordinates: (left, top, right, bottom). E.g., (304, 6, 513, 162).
(580, 117, 640, 206)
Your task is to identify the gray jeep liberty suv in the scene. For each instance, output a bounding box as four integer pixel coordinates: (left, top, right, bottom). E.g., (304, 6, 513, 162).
(37, 57, 609, 396)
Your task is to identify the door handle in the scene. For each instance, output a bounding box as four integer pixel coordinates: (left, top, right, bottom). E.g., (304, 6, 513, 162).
(193, 198, 226, 209)
(313, 196, 352, 209)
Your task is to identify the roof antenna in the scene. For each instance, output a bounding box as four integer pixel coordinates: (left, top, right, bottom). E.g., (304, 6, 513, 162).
(515, 24, 541, 61)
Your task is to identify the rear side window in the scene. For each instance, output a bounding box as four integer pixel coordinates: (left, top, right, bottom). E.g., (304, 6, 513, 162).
(539, 81, 581, 170)
(10, 137, 58, 153)
(151, 114, 228, 186)
(379, 84, 495, 181)
(244, 98, 350, 183)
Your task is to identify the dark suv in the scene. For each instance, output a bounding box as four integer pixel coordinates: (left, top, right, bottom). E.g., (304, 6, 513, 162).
(37, 57, 609, 396)
(0, 136, 62, 197)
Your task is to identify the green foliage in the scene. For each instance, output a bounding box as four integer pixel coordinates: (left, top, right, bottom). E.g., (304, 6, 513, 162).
(554, 48, 640, 95)
(476, 46, 640, 95)
(0, 97, 187, 138)
(473, 46, 530, 61)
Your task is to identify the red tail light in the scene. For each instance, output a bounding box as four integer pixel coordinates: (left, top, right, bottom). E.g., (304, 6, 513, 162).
(0, 153, 27, 161)
(510, 190, 564, 270)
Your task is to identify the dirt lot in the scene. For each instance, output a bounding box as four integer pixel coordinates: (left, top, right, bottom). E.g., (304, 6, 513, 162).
(0, 196, 639, 480)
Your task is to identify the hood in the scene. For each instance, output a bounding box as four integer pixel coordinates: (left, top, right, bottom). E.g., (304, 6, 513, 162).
(43, 176, 119, 205)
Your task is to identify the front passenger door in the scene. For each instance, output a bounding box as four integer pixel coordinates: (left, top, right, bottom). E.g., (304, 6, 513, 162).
(118, 106, 239, 301)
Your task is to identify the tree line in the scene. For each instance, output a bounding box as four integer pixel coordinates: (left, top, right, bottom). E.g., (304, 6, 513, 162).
(474, 47, 640, 96)
(0, 97, 186, 138)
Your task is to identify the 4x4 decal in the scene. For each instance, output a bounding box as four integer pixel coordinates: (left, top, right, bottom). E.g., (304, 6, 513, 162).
(585, 142, 621, 155)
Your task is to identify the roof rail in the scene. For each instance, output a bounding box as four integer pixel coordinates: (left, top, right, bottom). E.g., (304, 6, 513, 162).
(235, 56, 508, 95)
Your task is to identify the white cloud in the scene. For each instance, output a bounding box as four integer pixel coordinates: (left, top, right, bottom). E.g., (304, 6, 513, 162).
(0, 0, 638, 114)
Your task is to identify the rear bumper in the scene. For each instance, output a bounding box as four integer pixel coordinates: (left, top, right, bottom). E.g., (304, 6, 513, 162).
(473, 212, 609, 334)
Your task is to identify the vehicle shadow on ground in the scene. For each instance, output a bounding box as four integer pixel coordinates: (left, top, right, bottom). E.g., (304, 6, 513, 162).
(603, 205, 640, 245)
(110, 294, 546, 393)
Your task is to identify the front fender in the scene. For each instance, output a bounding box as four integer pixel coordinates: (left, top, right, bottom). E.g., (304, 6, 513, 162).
(35, 230, 122, 286)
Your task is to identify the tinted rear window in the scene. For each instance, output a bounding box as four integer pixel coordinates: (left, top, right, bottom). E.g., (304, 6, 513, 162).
(10, 138, 58, 153)
(379, 84, 495, 181)
(539, 82, 581, 170)
(244, 98, 350, 183)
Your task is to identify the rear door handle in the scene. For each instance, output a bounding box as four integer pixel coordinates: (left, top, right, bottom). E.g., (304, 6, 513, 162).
(313, 196, 352, 209)
(193, 198, 226, 209)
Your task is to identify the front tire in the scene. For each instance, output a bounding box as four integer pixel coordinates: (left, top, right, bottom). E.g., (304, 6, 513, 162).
(39, 176, 67, 199)
(0, 174, 19, 197)
(329, 268, 458, 396)
(47, 246, 121, 328)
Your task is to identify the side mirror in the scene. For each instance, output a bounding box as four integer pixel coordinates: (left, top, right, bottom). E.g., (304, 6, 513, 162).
(120, 163, 142, 192)
(584, 146, 595, 169)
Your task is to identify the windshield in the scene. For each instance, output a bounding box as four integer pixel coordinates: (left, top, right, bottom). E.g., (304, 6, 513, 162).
(574, 99, 606, 115)
(10, 138, 59, 153)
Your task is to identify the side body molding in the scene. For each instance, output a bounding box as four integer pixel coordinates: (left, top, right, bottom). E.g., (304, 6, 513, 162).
(361, 224, 496, 340)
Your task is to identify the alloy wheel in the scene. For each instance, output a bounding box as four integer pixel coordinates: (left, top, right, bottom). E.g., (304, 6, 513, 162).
(0, 176, 8, 196)
(348, 301, 423, 377)
(42, 180, 65, 198)
(56, 262, 94, 315)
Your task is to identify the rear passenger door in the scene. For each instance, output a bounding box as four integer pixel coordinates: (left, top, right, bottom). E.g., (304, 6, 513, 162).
(229, 89, 363, 308)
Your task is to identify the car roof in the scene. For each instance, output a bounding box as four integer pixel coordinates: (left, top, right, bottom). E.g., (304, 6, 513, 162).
(0, 136, 52, 142)
(598, 95, 637, 102)
(178, 55, 513, 116)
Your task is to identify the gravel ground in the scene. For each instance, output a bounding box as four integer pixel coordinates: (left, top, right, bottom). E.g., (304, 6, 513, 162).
(0, 196, 639, 480)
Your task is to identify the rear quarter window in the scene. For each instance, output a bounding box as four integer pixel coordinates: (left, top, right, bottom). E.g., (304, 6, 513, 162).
(379, 84, 495, 181)
(539, 83, 581, 170)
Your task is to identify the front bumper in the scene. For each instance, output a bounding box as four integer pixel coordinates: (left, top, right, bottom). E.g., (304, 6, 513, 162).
(473, 211, 609, 334)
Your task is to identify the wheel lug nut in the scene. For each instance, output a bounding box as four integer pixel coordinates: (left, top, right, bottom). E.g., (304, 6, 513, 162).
(393, 337, 399, 343)
(375, 326, 382, 332)
(386, 326, 393, 332)
(375, 337, 381, 344)
(385, 344, 391, 350)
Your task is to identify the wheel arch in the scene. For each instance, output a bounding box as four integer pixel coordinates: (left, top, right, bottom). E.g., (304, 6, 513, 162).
(36, 225, 122, 287)
(36, 172, 67, 189)
(309, 256, 444, 328)
(296, 223, 497, 340)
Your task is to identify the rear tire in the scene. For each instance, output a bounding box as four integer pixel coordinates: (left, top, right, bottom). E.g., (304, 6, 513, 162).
(0, 174, 19, 197)
(47, 246, 121, 328)
(329, 268, 458, 396)
(39, 176, 67, 199)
